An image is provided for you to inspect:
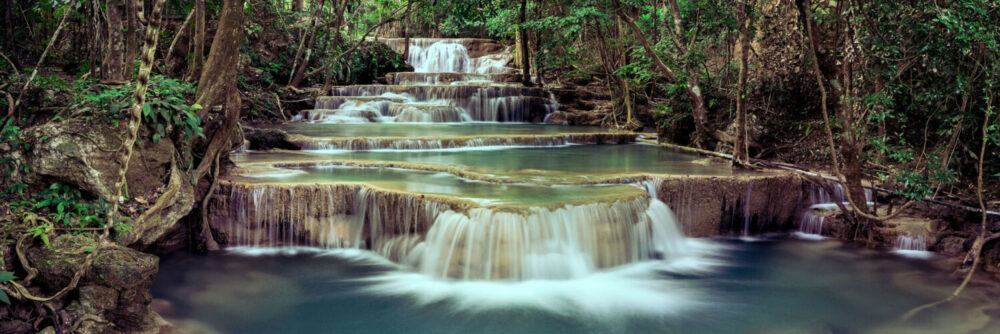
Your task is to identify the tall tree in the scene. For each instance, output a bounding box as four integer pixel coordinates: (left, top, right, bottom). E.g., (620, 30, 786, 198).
(124, 0, 139, 79)
(615, 0, 713, 146)
(191, 0, 206, 80)
(289, 0, 326, 87)
(102, 0, 125, 81)
(517, 0, 532, 86)
(193, 0, 247, 250)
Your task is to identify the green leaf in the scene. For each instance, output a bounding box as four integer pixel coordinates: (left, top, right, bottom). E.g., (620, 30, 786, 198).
(0, 271, 16, 282)
(0, 290, 9, 304)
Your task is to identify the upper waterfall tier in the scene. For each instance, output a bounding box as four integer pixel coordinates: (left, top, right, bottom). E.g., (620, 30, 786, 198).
(324, 85, 558, 122)
(386, 72, 521, 85)
(379, 38, 517, 74)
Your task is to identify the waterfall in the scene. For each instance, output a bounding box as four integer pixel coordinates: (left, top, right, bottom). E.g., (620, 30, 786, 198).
(894, 236, 927, 251)
(293, 133, 636, 151)
(213, 181, 689, 280)
(330, 86, 557, 122)
(415, 197, 685, 280)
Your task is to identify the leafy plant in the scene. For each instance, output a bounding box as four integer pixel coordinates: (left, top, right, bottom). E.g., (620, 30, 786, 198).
(143, 76, 204, 143)
(0, 271, 17, 304)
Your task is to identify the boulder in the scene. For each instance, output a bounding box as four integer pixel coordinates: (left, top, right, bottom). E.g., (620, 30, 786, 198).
(8, 117, 176, 201)
(25, 234, 160, 332)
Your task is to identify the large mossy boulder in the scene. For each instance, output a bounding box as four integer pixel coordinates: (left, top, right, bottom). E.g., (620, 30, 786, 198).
(3, 117, 196, 249)
(25, 235, 160, 333)
(6, 117, 174, 201)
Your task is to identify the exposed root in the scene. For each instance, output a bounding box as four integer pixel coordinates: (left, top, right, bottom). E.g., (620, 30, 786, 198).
(200, 151, 222, 251)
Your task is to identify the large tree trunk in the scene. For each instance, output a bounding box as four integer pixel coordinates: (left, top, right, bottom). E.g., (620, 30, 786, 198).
(124, 0, 139, 79)
(191, 0, 206, 80)
(293, 0, 304, 11)
(102, 0, 125, 81)
(517, 0, 532, 86)
(192, 0, 246, 251)
(196, 0, 244, 112)
(732, 0, 750, 166)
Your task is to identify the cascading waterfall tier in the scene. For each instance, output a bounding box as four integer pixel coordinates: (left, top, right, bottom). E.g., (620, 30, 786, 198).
(330, 85, 558, 122)
(379, 38, 515, 74)
(386, 72, 521, 85)
(210, 180, 686, 280)
(291, 133, 636, 151)
(417, 197, 684, 280)
(387, 103, 470, 123)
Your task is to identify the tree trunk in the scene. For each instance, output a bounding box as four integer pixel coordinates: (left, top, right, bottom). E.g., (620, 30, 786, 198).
(402, 0, 412, 60)
(733, 0, 750, 166)
(102, 0, 125, 81)
(124, 0, 139, 79)
(192, 0, 246, 251)
(191, 0, 206, 80)
(293, 0, 304, 11)
(615, 0, 712, 146)
(289, 0, 326, 87)
(322, 0, 350, 89)
(196, 0, 245, 112)
(5, 0, 16, 62)
(517, 0, 532, 86)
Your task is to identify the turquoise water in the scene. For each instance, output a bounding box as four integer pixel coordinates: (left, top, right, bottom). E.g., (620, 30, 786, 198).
(237, 165, 644, 205)
(233, 144, 733, 180)
(152, 238, 1000, 334)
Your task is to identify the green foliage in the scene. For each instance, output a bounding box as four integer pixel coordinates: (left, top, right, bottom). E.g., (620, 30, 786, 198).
(0, 271, 16, 304)
(74, 76, 204, 142)
(142, 76, 204, 143)
(7, 183, 112, 247)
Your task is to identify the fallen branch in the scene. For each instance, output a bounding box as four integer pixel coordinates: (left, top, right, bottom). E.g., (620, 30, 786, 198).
(0, 51, 18, 75)
(273, 92, 288, 121)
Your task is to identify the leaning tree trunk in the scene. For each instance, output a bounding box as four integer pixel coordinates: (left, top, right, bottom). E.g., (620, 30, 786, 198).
(192, 0, 246, 250)
(102, 0, 125, 81)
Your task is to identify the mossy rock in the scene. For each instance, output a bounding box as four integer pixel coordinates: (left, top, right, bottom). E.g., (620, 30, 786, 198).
(26, 234, 158, 292)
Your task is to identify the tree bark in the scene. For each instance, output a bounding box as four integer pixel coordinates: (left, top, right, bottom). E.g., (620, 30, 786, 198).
(124, 0, 139, 79)
(192, 0, 246, 249)
(196, 0, 245, 113)
(102, 0, 125, 81)
(517, 0, 532, 86)
(190, 0, 206, 80)
(293, 0, 304, 11)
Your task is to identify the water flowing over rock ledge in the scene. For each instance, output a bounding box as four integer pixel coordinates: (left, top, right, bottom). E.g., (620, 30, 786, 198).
(207, 172, 804, 279)
(288, 132, 636, 150)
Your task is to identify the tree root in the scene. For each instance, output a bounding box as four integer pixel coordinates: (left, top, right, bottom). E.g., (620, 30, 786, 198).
(199, 151, 221, 251)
